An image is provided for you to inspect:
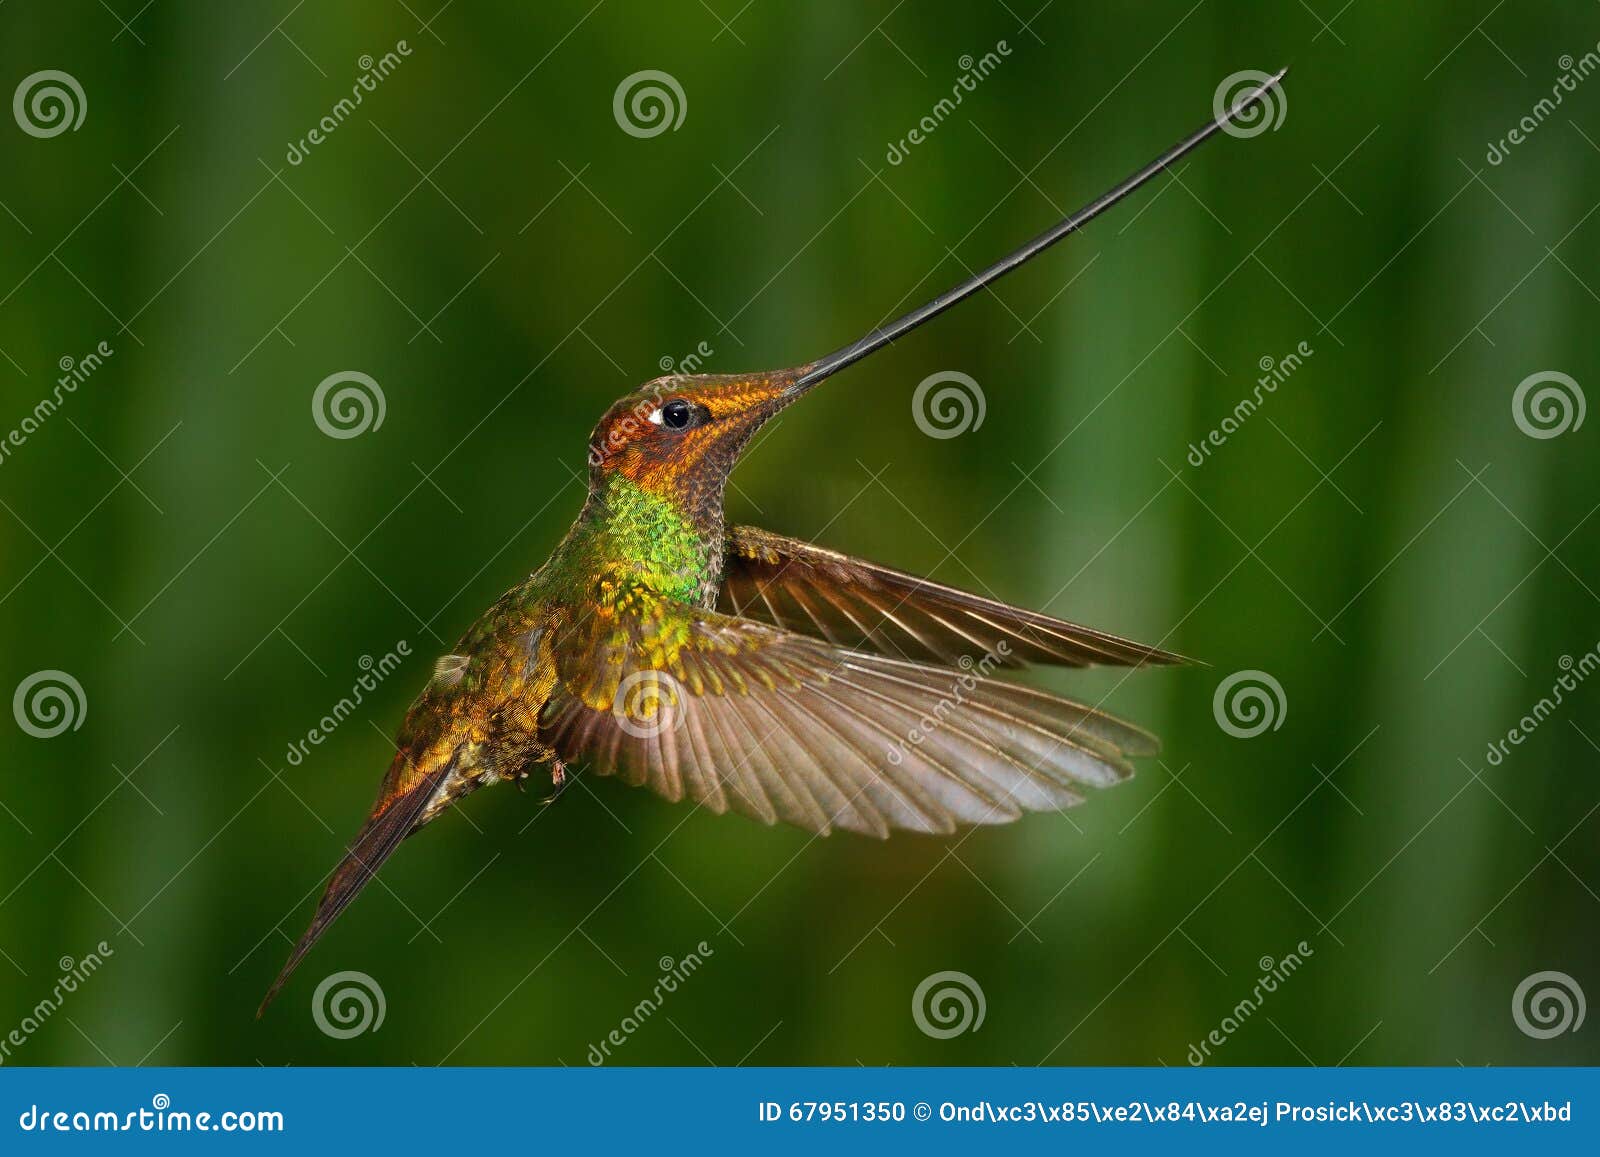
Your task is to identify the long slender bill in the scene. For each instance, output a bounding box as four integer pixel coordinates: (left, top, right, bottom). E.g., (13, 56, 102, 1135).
(786, 67, 1288, 394)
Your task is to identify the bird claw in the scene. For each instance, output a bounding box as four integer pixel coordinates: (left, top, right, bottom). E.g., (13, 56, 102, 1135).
(533, 758, 568, 806)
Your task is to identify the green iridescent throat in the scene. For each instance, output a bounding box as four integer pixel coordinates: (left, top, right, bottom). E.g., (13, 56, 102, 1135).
(578, 474, 721, 605)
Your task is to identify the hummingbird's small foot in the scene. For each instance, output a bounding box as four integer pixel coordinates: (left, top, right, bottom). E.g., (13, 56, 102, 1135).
(533, 758, 568, 806)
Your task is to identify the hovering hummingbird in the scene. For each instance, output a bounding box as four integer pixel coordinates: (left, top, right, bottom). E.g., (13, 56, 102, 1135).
(259, 71, 1286, 1013)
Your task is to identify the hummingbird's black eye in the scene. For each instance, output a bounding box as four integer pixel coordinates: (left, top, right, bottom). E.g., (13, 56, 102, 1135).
(659, 399, 693, 430)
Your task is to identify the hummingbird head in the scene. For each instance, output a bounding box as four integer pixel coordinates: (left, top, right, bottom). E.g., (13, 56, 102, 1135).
(578, 66, 1290, 516)
(585, 367, 813, 506)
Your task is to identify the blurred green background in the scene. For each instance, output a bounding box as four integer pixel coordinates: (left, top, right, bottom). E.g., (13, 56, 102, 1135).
(1, 1, 1597, 1067)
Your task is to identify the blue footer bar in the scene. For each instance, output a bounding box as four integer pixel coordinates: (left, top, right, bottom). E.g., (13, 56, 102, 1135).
(1, 1067, 1593, 1152)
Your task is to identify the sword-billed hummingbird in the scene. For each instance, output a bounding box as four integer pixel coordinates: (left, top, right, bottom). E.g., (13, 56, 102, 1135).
(259, 69, 1288, 1014)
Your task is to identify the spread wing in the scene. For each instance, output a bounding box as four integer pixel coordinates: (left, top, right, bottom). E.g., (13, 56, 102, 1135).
(541, 573, 1158, 837)
(717, 525, 1187, 669)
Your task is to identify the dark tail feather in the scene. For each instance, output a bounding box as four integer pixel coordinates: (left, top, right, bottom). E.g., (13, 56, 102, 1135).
(256, 763, 450, 1017)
